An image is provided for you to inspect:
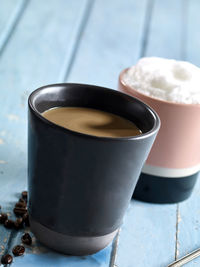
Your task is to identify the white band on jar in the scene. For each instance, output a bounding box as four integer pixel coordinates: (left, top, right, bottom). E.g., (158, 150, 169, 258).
(142, 163, 200, 178)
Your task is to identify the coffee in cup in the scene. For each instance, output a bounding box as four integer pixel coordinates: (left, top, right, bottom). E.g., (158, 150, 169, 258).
(42, 107, 142, 138)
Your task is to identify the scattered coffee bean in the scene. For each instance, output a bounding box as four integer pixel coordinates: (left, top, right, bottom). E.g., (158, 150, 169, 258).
(13, 207, 27, 217)
(0, 213, 8, 224)
(21, 233, 32, 245)
(14, 217, 24, 230)
(4, 219, 15, 229)
(19, 198, 26, 204)
(15, 201, 26, 208)
(12, 245, 25, 256)
(1, 254, 13, 264)
(22, 213, 30, 227)
(21, 191, 28, 200)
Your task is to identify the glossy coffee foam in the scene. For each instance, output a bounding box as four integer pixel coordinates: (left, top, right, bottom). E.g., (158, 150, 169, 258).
(42, 107, 142, 138)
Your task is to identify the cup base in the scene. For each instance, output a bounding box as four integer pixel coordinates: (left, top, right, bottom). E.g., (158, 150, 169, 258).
(133, 172, 198, 204)
(30, 216, 118, 255)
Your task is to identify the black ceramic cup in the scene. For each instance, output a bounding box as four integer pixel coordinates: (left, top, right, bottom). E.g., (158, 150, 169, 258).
(28, 83, 160, 255)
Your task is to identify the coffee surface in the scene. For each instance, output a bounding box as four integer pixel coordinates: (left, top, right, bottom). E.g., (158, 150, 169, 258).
(42, 107, 142, 137)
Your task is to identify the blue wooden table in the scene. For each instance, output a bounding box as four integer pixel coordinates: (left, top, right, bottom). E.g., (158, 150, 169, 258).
(0, 0, 200, 266)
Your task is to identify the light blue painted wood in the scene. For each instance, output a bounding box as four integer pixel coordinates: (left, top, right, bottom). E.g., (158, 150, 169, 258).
(145, 0, 183, 59)
(185, 0, 200, 66)
(0, 0, 28, 55)
(176, 176, 200, 266)
(174, 1, 200, 266)
(0, 1, 17, 36)
(0, 0, 28, 255)
(116, 201, 176, 267)
(12, 246, 112, 267)
(67, 0, 148, 88)
(0, 0, 113, 266)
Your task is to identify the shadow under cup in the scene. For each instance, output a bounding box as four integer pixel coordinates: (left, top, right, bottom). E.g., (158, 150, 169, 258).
(28, 83, 160, 255)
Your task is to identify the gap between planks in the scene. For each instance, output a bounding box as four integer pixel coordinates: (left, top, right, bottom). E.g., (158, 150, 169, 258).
(0, 0, 29, 58)
(175, 204, 180, 261)
(180, 0, 188, 60)
(140, 0, 155, 58)
(58, 0, 95, 83)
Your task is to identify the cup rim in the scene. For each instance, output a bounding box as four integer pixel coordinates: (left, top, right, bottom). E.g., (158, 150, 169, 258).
(119, 68, 200, 108)
(28, 83, 160, 141)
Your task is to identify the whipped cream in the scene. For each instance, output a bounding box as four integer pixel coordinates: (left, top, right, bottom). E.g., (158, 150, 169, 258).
(123, 57, 200, 104)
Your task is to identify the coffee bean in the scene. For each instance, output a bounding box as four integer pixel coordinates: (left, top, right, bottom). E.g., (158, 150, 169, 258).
(15, 201, 27, 208)
(12, 245, 25, 256)
(21, 191, 28, 200)
(1, 254, 13, 264)
(19, 198, 26, 204)
(21, 233, 32, 245)
(0, 213, 8, 224)
(14, 217, 24, 229)
(22, 213, 30, 227)
(13, 207, 27, 216)
(4, 219, 15, 229)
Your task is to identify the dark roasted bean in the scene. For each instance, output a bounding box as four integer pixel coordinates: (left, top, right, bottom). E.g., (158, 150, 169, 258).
(22, 213, 30, 227)
(14, 207, 27, 216)
(21, 233, 32, 245)
(21, 191, 28, 200)
(19, 198, 26, 204)
(12, 245, 25, 256)
(1, 254, 13, 264)
(14, 217, 24, 229)
(0, 213, 8, 224)
(4, 219, 14, 229)
(15, 201, 27, 208)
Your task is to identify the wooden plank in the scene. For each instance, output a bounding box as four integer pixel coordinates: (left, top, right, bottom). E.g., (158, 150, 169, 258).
(145, 0, 183, 59)
(0, 1, 17, 36)
(175, 0, 200, 265)
(0, 0, 27, 255)
(116, 201, 176, 267)
(66, 0, 177, 266)
(67, 0, 148, 88)
(176, 176, 200, 266)
(0, 0, 114, 266)
(185, 0, 200, 66)
(0, 0, 27, 55)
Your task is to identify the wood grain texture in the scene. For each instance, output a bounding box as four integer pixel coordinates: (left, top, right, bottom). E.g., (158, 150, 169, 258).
(116, 201, 176, 267)
(67, 0, 148, 88)
(0, 0, 113, 266)
(185, 0, 200, 66)
(0, 0, 199, 266)
(175, 1, 200, 266)
(176, 176, 200, 266)
(145, 0, 183, 59)
(0, 0, 28, 56)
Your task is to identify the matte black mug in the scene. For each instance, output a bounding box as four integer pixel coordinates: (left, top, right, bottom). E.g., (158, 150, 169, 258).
(28, 83, 160, 255)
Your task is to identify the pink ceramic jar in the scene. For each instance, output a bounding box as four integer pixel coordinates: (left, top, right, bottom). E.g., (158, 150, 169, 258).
(119, 68, 200, 203)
